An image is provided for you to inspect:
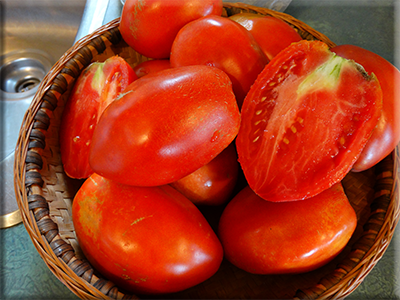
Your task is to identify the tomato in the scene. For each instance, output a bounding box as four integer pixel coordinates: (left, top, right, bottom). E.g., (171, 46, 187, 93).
(59, 56, 137, 179)
(133, 59, 171, 78)
(236, 40, 382, 202)
(331, 44, 400, 171)
(72, 173, 223, 294)
(170, 15, 269, 108)
(218, 183, 357, 274)
(229, 13, 302, 60)
(89, 65, 240, 187)
(170, 143, 239, 206)
(119, 0, 223, 59)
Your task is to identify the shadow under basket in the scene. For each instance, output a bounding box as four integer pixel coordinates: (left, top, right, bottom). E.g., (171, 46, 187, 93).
(14, 3, 400, 300)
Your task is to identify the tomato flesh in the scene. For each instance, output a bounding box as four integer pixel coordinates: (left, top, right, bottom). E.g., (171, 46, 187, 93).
(72, 173, 223, 294)
(218, 182, 357, 274)
(59, 56, 137, 179)
(236, 40, 382, 201)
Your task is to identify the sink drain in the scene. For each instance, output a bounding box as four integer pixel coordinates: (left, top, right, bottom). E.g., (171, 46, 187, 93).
(0, 49, 53, 100)
(16, 77, 41, 93)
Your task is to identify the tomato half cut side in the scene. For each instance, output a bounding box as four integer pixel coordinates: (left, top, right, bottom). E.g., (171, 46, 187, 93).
(236, 40, 382, 202)
(59, 56, 137, 179)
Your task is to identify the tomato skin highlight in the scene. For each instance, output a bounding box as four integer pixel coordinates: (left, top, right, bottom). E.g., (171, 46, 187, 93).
(331, 44, 400, 172)
(229, 13, 302, 60)
(59, 56, 137, 179)
(72, 173, 223, 294)
(218, 183, 357, 274)
(236, 40, 382, 202)
(170, 143, 239, 206)
(89, 65, 240, 187)
(119, 0, 223, 59)
(133, 59, 171, 78)
(170, 15, 269, 108)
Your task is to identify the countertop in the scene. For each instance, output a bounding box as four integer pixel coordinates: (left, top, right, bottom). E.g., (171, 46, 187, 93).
(1, 0, 399, 299)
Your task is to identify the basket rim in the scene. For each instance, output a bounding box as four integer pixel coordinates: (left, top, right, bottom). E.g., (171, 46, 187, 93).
(13, 2, 400, 300)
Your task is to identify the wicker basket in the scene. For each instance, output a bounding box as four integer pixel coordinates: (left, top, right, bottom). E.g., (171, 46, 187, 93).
(14, 2, 400, 299)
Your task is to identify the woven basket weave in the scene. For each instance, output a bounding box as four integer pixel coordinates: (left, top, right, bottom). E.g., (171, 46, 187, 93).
(14, 2, 400, 299)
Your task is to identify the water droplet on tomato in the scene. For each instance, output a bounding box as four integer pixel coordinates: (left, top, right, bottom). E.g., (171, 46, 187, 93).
(210, 130, 220, 142)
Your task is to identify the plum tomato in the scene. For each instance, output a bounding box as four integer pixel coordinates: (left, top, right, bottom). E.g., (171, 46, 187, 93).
(59, 56, 137, 179)
(133, 59, 171, 78)
(331, 44, 400, 172)
(218, 182, 357, 274)
(229, 13, 302, 60)
(119, 0, 223, 59)
(72, 173, 223, 294)
(170, 143, 239, 206)
(170, 15, 269, 108)
(236, 40, 382, 202)
(89, 65, 240, 187)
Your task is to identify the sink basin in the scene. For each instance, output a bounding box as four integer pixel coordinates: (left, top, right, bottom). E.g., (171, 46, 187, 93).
(1, 0, 87, 228)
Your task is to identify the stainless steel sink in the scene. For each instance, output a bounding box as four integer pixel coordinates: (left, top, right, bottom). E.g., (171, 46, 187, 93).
(1, 0, 123, 228)
(1, 0, 86, 228)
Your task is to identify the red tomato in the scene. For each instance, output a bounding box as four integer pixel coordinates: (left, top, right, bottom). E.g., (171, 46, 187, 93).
(230, 13, 302, 60)
(218, 183, 357, 274)
(59, 56, 137, 179)
(331, 44, 400, 171)
(170, 143, 239, 206)
(119, 0, 223, 59)
(236, 40, 382, 202)
(89, 65, 240, 187)
(133, 59, 171, 78)
(170, 15, 269, 108)
(72, 173, 223, 294)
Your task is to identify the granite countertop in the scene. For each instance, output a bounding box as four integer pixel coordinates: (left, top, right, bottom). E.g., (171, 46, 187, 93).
(1, 0, 399, 299)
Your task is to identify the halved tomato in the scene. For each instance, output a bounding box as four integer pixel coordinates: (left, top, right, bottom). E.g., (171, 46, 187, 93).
(236, 40, 382, 202)
(59, 56, 137, 179)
